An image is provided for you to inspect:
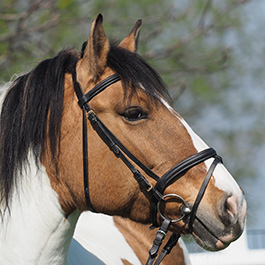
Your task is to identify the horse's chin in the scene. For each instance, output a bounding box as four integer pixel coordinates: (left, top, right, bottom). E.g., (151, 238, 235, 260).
(190, 217, 242, 251)
(192, 230, 230, 251)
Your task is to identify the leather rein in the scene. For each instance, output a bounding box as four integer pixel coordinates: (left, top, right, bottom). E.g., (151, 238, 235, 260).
(72, 65, 222, 265)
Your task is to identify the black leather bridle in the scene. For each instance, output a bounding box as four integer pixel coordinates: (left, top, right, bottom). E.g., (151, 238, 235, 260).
(72, 65, 222, 265)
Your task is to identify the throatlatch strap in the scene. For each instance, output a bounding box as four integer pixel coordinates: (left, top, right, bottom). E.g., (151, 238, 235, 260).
(72, 62, 97, 212)
(82, 107, 95, 212)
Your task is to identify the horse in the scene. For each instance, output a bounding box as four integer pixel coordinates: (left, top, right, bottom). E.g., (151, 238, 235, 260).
(68, 212, 191, 265)
(0, 14, 246, 265)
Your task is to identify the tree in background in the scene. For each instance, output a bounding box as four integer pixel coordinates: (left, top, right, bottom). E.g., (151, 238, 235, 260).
(0, 0, 249, 90)
(1, 0, 264, 207)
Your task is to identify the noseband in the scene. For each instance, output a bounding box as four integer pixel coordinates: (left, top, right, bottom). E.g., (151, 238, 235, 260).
(72, 66, 222, 265)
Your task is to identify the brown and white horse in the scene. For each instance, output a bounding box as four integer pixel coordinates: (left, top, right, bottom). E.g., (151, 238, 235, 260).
(0, 14, 246, 264)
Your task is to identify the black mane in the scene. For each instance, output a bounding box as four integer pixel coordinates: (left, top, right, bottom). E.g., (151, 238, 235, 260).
(0, 49, 78, 212)
(0, 43, 169, 212)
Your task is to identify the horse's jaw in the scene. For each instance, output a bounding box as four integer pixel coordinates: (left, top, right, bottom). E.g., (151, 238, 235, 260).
(0, 155, 80, 265)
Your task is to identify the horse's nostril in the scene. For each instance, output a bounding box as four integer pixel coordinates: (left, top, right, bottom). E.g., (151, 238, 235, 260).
(220, 195, 238, 226)
(225, 196, 237, 216)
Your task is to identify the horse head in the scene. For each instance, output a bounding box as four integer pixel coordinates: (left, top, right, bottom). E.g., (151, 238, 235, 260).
(43, 14, 246, 251)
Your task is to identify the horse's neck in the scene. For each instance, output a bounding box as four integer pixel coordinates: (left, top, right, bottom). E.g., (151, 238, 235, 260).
(0, 155, 80, 265)
(114, 217, 191, 265)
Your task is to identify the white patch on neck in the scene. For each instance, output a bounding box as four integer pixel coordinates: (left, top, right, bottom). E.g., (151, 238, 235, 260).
(0, 154, 80, 265)
(178, 238, 192, 265)
(68, 212, 141, 265)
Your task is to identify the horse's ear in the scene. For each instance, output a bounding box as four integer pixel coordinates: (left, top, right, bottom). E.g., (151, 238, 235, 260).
(78, 14, 109, 82)
(119, 19, 142, 52)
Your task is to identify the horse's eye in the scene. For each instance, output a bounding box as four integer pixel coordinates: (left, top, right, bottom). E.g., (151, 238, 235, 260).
(123, 107, 147, 122)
